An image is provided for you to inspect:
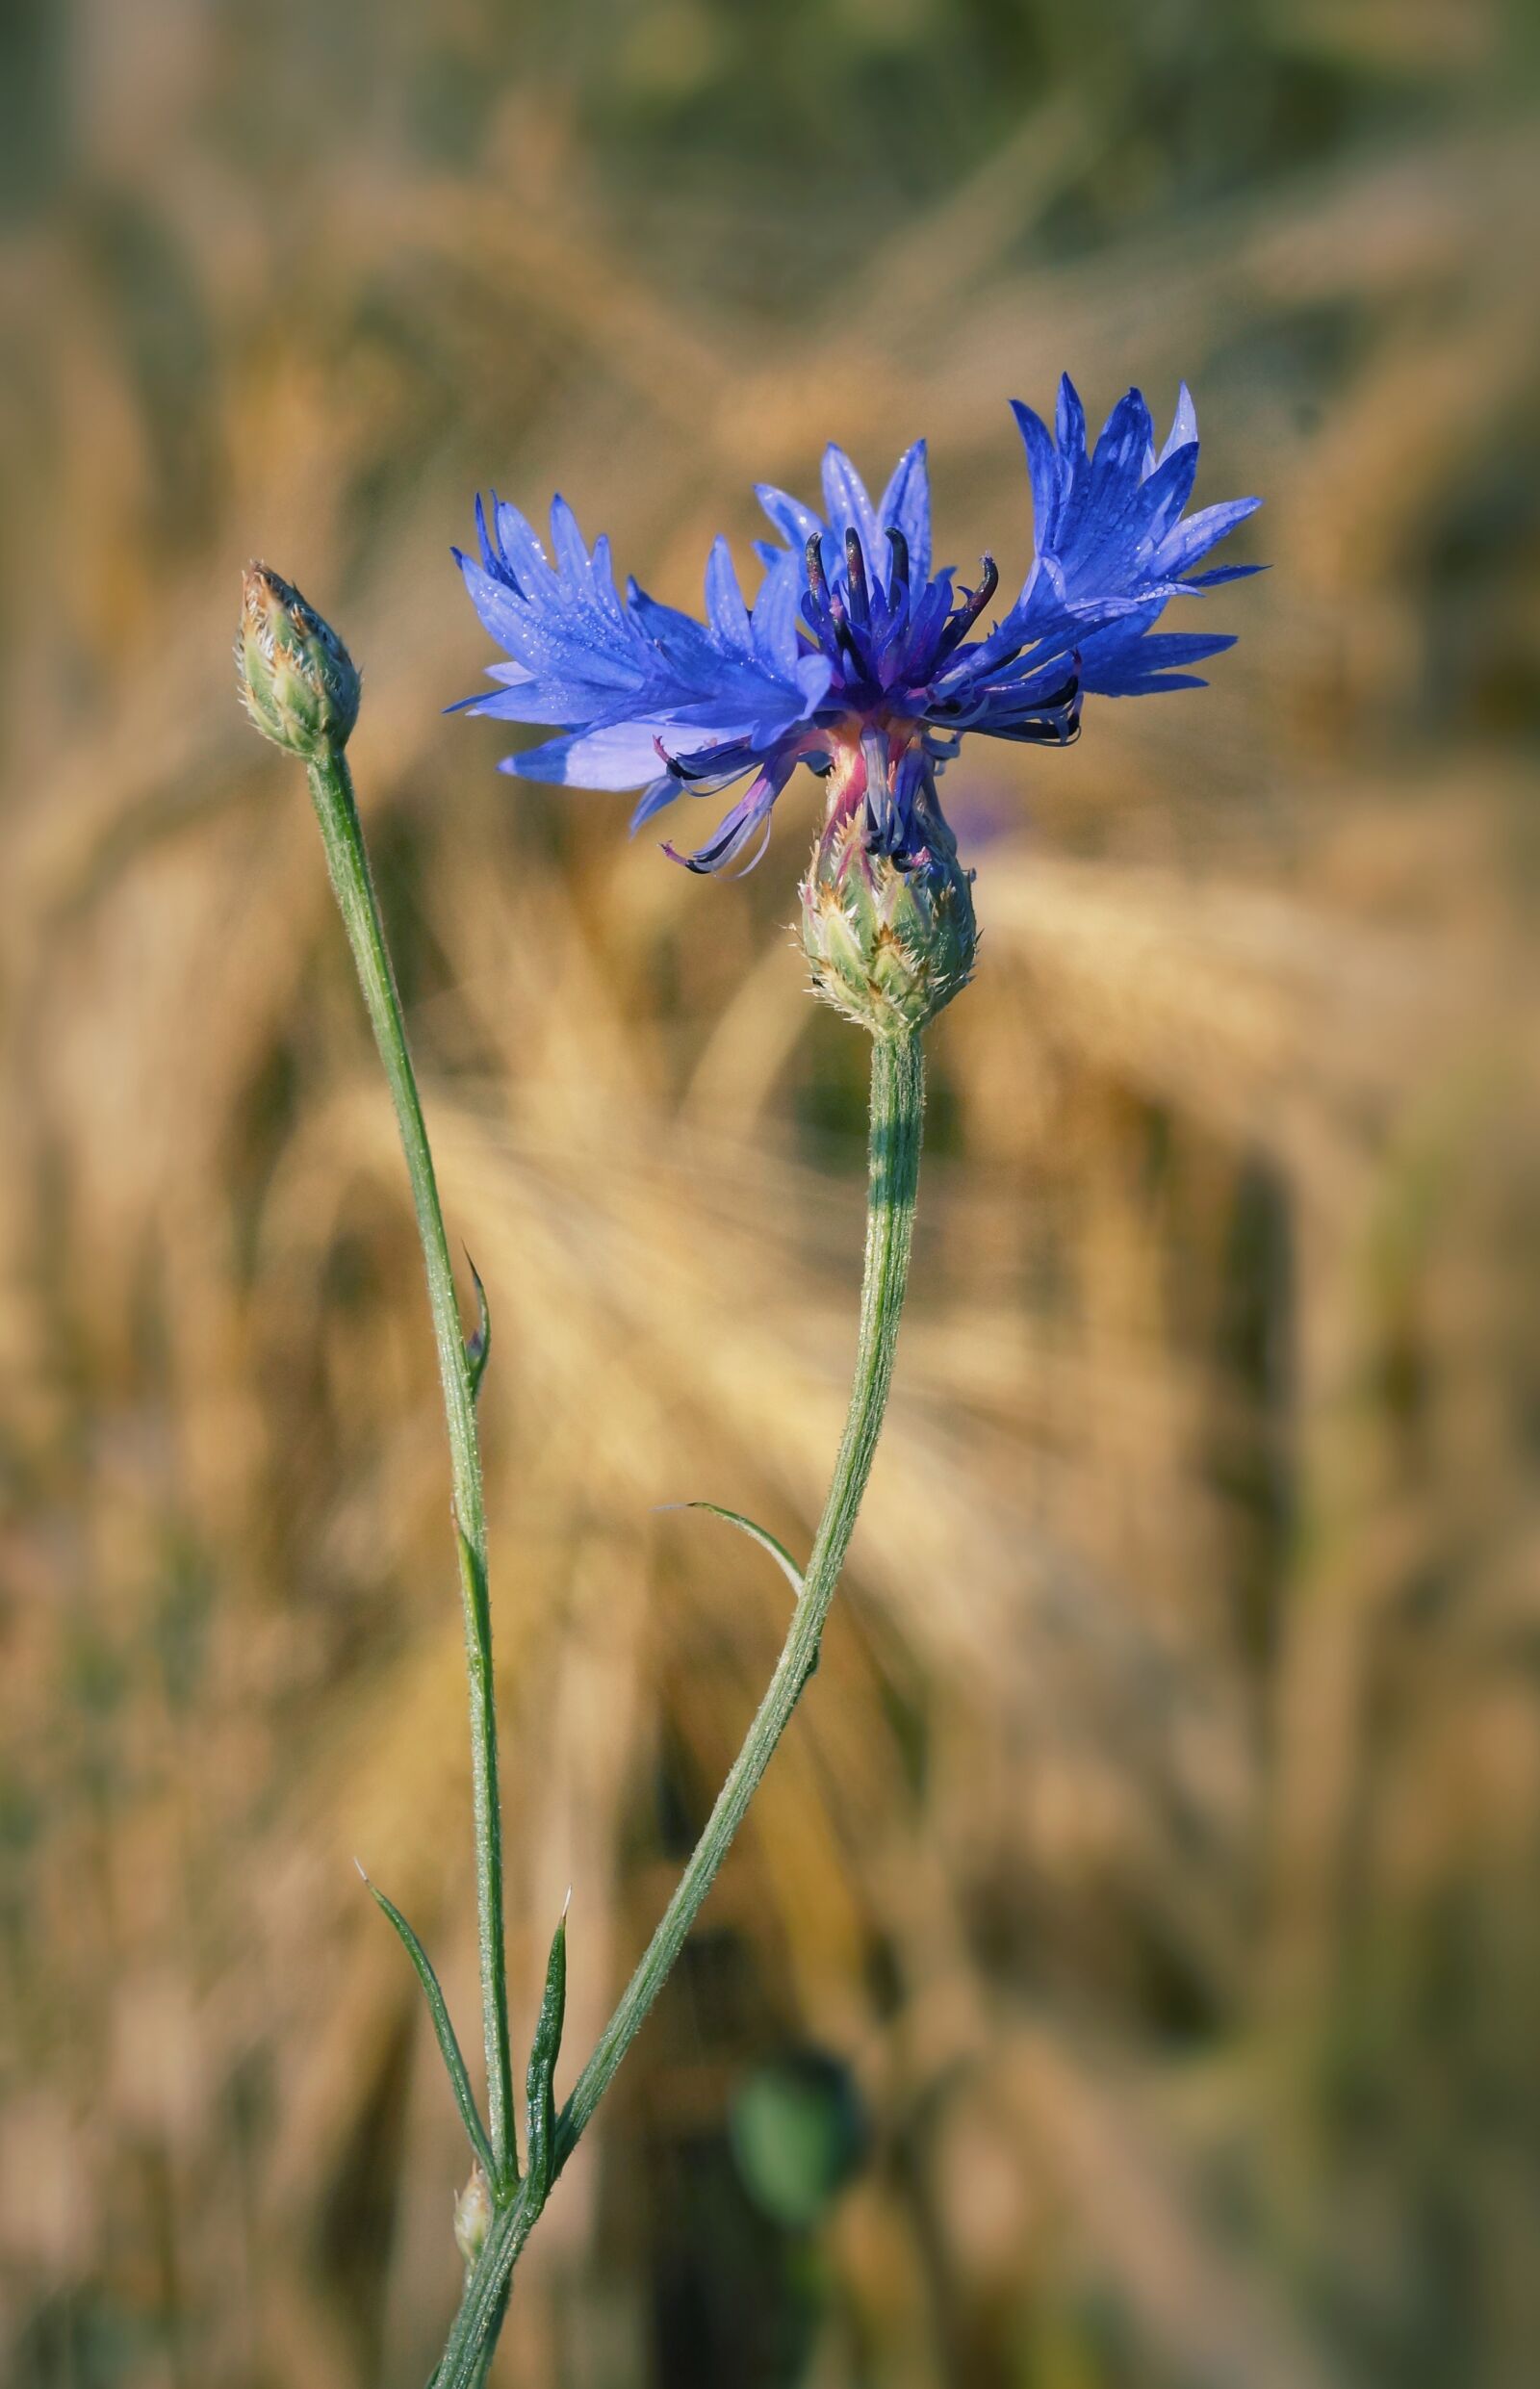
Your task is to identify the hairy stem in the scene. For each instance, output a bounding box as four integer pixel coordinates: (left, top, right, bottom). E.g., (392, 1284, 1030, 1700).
(433, 1029, 926, 2386)
(306, 752, 516, 2185)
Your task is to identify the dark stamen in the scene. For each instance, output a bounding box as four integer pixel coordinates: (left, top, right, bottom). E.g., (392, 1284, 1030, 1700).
(654, 737, 697, 782)
(886, 527, 910, 594)
(844, 529, 870, 627)
(654, 733, 724, 785)
(955, 552, 999, 636)
(1005, 710, 1082, 748)
(805, 531, 829, 609)
(998, 676, 1084, 746)
(931, 553, 1003, 669)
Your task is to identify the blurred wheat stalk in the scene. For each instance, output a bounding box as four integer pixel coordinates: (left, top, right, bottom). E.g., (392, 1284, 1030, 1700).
(1, 5, 1537, 2385)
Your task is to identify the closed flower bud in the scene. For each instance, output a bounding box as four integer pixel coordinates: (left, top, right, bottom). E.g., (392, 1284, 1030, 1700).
(453, 2162, 492, 2273)
(799, 742, 977, 1038)
(236, 563, 360, 759)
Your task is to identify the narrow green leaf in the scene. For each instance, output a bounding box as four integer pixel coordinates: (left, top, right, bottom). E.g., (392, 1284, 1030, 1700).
(358, 1862, 496, 2184)
(455, 1522, 494, 1649)
(464, 1253, 491, 1402)
(449, 1522, 516, 2186)
(672, 1501, 806, 1597)
(525, 1896, 569, 2213)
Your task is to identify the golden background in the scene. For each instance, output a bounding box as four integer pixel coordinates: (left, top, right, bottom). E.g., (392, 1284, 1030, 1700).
(2, 3, 1538, 2383)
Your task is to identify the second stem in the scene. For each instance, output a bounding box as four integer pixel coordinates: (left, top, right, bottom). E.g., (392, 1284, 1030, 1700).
(306, 752, 516, 2187)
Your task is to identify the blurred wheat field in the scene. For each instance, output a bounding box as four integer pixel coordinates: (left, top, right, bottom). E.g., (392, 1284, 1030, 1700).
(2, 4, 1539, 2385)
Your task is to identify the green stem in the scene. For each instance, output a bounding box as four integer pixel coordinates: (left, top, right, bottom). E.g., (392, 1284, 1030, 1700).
(432, 1030, 926, 2387)
(306, 752, 516, 2187)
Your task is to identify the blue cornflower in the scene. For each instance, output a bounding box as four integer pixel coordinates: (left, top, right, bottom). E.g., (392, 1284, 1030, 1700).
(453, 376, 1260, 878)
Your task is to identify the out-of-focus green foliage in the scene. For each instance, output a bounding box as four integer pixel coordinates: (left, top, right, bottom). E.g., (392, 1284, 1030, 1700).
(732, 2053, 868, 2229)
(1, 3, 1536, 2386)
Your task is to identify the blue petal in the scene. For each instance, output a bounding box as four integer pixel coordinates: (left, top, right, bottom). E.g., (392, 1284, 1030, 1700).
(548, 494, 593, 587)
(1010, 401, 1065, 552)
(1139, 440, 1201, 541)
(1155, 495, 1263, 579)
(756, 481, 824, 551)
(1004, 380, 1262, 706)
(456, 487, 833, 794)
(1184, 560, 1268, 589)
(506, 722, 726, 788)
(629, 772, 681, 832)
(749, 549, 803, 676)
(1077, 619, 1236, 697)
(877, 440, 932, 587)
(819, 445, 882, 566)
(1093, 388, 1154, 479)
(492, 498, 554, 591)
(1158, 383, 1198, 467)
(1055, 375, 1088, 473)
(705, 536, 753, 652)
(1115, 629, 1237, 670)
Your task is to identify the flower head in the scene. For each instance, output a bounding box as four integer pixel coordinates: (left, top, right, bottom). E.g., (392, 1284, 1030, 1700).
(454, 377, 1259, 886)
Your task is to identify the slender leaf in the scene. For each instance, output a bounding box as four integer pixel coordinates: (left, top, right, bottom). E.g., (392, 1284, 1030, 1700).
(359, 1862, 496, 2183)
(525, 1897, 569, 2212)
(669, 1501, 806, 1597)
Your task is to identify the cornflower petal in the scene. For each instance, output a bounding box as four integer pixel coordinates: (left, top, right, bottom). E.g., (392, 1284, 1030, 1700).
(1157, 382, 1199, 466)
(820, 445, 883, 574)
(878, 440, 932, 586)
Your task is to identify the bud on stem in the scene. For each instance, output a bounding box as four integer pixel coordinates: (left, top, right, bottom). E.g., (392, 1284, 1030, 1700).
(453, 2163, 493, 2276)
(236, 564, 361, 759)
